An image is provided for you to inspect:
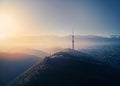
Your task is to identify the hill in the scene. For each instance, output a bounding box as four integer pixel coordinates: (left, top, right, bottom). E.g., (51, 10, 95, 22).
(80, 45, 120, 68)
(8, 49, 120, 86)
(0, 49, 48, 86)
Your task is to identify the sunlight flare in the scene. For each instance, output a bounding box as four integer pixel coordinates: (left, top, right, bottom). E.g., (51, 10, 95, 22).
(0, 13, 16, 39)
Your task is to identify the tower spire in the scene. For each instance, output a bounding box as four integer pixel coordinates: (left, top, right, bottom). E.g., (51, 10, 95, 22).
(72, 29, 74, 50)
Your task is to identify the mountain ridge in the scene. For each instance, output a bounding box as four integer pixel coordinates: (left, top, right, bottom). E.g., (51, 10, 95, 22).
(8, 49, 120, 86)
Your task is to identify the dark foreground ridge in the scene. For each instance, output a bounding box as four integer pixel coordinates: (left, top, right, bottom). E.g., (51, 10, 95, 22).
(8, 49, 120, 86)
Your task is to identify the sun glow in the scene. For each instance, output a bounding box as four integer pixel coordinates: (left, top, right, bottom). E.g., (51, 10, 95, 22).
(0, 14, 16, 39)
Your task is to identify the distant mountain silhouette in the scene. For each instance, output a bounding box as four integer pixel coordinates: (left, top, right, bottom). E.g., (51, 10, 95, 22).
(0, 49, 48, 86)
(7, 35, 120, 50)
(8, 49, 120, 86)
(9, 48, 49, 58)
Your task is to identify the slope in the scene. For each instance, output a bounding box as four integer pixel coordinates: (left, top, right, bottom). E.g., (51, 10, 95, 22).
(0, 52, 43, 86)
(8, 49, 120, 86)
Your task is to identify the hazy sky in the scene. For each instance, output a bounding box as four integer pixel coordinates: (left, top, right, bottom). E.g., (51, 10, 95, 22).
(0, 0, 120, 37)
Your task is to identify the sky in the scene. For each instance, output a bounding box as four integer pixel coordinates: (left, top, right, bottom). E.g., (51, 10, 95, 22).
(0, 0, 120, 37)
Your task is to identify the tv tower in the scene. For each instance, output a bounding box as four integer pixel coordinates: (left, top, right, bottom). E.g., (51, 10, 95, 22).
(72, 29, 74, 50)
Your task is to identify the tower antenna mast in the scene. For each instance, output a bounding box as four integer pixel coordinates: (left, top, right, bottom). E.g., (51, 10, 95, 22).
(72, 29, 74, 50)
